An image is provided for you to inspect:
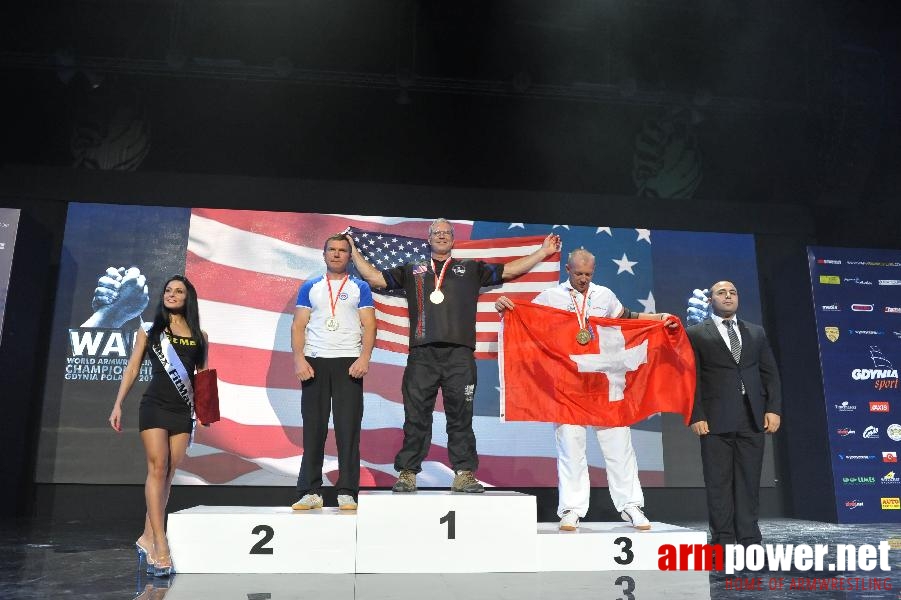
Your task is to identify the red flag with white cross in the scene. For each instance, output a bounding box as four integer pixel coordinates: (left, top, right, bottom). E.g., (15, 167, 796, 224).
(499, 302, 695, 427)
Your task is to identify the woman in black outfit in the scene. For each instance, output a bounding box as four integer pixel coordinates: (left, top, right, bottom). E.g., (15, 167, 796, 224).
(109, 275, 208, 576)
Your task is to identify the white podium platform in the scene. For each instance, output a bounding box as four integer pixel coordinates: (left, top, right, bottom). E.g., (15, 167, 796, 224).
(167, 505, 357, 573)
(355, 490, 537, 573)
(536, 521, 707, 571)
(167, 495, 707, 575)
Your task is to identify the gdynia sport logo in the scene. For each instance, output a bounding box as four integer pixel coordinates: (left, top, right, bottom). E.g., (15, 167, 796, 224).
(657, 541, 893, 591)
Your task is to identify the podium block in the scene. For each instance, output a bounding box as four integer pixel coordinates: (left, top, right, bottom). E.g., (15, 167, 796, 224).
(536, 521, 708, 571)
(167, 505, 357, 573)
(355, 491, 537, 573)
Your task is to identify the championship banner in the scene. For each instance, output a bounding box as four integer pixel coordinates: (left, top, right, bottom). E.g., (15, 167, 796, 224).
(500, 302, 695, 427)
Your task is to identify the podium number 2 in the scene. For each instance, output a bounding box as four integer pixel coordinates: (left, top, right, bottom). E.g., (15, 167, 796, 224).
(439, 510, 456, 539)
(250, 524, 275, 554)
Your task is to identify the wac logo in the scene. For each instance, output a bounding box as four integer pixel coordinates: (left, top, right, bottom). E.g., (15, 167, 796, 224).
(819, 275, 841, 285)
(825, 327, 840, 342)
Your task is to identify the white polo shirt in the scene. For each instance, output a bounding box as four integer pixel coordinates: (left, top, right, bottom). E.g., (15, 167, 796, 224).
(296, 274, 374, 358)
(532, 280, 623, 318)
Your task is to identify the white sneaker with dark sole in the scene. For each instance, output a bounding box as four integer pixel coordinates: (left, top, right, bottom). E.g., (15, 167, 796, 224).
(620, 505, 651, 530)
(559, 510, 580, 531)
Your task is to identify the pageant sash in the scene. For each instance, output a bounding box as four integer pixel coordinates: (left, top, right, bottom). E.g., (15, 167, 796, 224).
(143, 323, 195, 416)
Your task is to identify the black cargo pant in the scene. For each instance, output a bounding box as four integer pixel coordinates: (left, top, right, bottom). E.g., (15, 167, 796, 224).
(394, 343, 478, 474)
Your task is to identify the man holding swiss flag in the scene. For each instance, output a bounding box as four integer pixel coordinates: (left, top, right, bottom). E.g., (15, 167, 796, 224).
(496, 248, 694, 532)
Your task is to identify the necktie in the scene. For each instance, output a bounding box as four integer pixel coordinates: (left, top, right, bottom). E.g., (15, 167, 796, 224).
(724, 319, 741, 364)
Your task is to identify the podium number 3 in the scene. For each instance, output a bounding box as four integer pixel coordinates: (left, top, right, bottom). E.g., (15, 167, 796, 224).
(613, 536, 633, 565)
(439, 510, 456, 539)
(250, 524, 275, 554)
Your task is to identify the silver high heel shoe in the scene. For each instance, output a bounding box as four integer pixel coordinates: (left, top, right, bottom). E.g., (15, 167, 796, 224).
(135, 540, 155, 575)
(152, 554, 173, 577)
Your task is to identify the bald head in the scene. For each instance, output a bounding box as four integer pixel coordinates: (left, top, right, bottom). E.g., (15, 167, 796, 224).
(566, 248, 596, 293)
(708, 280, 739, 318)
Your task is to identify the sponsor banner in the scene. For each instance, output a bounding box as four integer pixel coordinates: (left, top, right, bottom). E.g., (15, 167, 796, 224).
(809, 246, 901, 523)
(0, 208, 20, 346)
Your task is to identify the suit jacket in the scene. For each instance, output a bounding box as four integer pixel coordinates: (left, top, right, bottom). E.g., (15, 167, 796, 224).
(686, 318, 782, 434)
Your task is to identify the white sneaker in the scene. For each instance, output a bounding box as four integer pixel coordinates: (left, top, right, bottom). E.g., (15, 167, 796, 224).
(291, 493, 323, 510)
(559, 510, 580, 531)
(337, 494, 357, 510)
(620, 505, 651, 530)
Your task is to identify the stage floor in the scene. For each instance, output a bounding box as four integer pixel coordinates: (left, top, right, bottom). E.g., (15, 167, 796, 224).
(2, 517, 900, 599)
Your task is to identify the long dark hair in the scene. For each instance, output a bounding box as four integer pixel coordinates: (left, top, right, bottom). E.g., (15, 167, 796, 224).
(146, 275, 207, 366)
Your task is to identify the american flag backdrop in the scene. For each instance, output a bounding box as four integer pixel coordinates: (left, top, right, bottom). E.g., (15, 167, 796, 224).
(174, 209, 666, 487)
(345, 226, 561, 359)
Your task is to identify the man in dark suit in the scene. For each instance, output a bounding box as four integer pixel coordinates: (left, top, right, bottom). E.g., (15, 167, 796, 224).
(686, 281, 782, 546)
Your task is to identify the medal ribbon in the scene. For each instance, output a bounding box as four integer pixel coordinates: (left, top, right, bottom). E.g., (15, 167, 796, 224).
(430, 258, 453, 294)
(326, 274, 350, 320)
(571, 288, 589, 331)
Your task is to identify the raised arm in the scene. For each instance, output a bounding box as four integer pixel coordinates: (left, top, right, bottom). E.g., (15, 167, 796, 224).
(345, 234, 388, 289)
(501, 233, 561, 281)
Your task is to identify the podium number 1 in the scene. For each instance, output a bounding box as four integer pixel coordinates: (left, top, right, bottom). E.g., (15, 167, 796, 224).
(439, 510, 456, 539)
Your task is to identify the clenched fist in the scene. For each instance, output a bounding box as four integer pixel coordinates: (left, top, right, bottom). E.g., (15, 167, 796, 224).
(82, 266, 150, 328)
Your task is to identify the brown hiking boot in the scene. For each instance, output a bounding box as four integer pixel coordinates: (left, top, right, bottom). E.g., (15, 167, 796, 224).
(392, 469, 417, 493)
(451, 470, 485, 493)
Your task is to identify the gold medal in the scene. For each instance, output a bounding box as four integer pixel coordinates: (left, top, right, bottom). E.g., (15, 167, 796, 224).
(325, 316, 340, 331)
(571, 288, 591, 345)
(576, 328, 591, 345)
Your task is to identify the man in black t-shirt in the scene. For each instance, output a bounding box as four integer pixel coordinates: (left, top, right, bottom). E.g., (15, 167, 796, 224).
(348, 219, 560, 493)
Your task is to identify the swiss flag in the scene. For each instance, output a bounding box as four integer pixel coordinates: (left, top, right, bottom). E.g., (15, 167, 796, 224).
(499, 302, 696, 427)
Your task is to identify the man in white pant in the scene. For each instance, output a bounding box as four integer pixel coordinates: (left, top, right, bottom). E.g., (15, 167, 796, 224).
(496, 248, 674, 531)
